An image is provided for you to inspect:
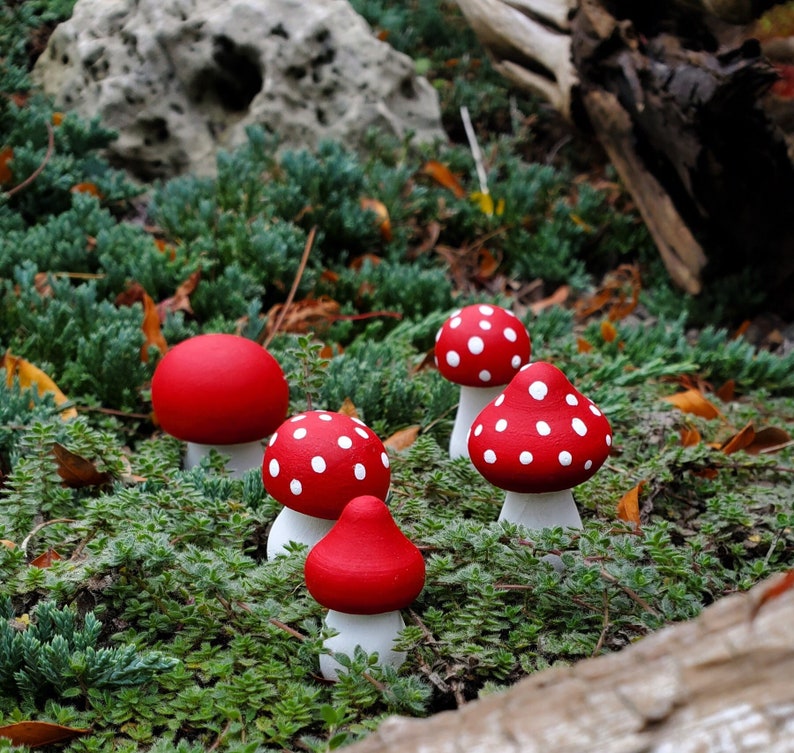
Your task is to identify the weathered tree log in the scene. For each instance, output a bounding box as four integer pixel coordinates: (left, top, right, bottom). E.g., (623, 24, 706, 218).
(345, 574, 794, 753)
(455, 0, 794, 314)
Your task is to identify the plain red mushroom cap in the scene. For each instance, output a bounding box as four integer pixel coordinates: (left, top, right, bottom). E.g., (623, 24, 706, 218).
(151, 334, 289, 445)
(468, 361, 613, 493)
(263, 411, 391, 519)
(434, 304, 531, 387)
(304, 495, 426, 614)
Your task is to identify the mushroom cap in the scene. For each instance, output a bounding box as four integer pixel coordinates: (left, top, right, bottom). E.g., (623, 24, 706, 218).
(263, 411, 391, 520)
(304, 495, 426, 614)
(434, 304, 531, 387)
(151, 334, 289, 445)
(468, 361, 612, 493)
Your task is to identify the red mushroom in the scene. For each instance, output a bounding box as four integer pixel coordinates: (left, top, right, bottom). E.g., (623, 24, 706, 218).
(467, 361, 612, 529)
(304, 495, 425, 680)
(434, 304, 531, 459)
(263, 410, 391, 557)
(151, 334, 289, 478)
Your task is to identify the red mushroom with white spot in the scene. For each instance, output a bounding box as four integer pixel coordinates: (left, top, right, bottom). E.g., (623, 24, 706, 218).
(304, 495, 426, 680)
(467, 361, 612, 530)
(434, 303, 531, 459)
(151, 333, 289, 478)
(263, 410, 391, 558)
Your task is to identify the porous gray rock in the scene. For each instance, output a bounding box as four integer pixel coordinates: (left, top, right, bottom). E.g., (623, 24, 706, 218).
(33, 0, 445, 179)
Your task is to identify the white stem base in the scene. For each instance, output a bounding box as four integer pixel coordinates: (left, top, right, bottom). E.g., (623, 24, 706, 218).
(185, 440, 265, 479)
(267, 507, 335, 559)
(498, 488, 582, 530)
(449, 384, 504, 460)
(320, 609, 406, 681)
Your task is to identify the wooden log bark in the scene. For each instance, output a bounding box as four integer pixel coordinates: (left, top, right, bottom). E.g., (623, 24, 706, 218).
(455, 0, 794, 315)
(345, 574, 794, 753)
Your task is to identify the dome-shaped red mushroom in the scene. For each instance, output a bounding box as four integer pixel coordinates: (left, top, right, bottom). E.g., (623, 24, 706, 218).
(263, 410, 391, 557)
(434, 304, 531, 459)
(468, 361, 612, 529)
(304, 495, 425, 679)
(151, 334, 289, 477)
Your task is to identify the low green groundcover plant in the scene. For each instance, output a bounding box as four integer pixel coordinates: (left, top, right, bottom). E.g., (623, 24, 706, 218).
(0, 1, 793, 751)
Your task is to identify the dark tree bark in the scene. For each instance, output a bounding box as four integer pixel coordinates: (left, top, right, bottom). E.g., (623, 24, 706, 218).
(456, 0, 794, 314)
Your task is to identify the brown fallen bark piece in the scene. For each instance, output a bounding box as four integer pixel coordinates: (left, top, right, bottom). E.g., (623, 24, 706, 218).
(346, 572, 794, 753)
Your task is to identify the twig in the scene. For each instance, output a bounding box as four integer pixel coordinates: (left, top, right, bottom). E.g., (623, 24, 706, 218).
(269, 617, 307, 641)
(259, 226, 317, 348)
(460, 106, 489, 196)
(5, 121, 55, 198)
(21, 518, 77, 555)
(208, 719, 233, 752)
(591, 589, 610, 657)
(599, 568, 660, 617)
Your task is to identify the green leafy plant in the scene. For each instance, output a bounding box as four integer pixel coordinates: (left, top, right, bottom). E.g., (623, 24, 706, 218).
(0, 598, 176, 709)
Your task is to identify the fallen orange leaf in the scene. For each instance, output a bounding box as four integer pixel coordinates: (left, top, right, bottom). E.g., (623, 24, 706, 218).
(384, 425, 421, 452)
(719, 422, 756, 455)
(51, 111, 64, 126)
(679, 426, 702, 447)
(750, 569, 794, 621)
(30, 549, 62, 568)
(663, 388, 721, 419)
(1, 540, 16, 549)
(154, 237, 177, 261)
(420, 160, 466, 198)
(576, 337, 594, 354)
(748, 426, 791, 454)
(0, 721, 91, 747)
(715, 379, 736, 402)
(141, 292, 168, 362)
(156, 270, 200, 323)
(530, 285, 570, 314)
(360, 198, 392, 242)
(600, 320, 618, 343)
(2, 352, 77, 420)
(338, 397, 359, 419)
(616, 480, 645, 527)
(0, 146, 14, 185)
(53, 443, 112, 488)
(70, 182, 102, 198)
(476, 247, 500, 279)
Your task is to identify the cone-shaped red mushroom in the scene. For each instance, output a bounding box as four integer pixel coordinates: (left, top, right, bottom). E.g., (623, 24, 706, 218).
(151, 334, 289, 478)
(434, 304, 531, 459)
(263, 411, 391, 557)
(304, 495, 425, 680)
(467, 361, 612, 529)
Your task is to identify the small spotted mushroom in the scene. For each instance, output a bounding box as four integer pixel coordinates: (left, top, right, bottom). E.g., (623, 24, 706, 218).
(434, 304, 531, 459)
(263, 410, 391, 558)
(467, 361, 612, 530)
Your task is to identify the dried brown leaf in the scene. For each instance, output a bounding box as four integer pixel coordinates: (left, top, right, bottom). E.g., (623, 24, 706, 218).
(663, 389, 721, 419)
(0, 721, 91, 747)
(52, 443, 111, 488)
(384, 425, 421, 452)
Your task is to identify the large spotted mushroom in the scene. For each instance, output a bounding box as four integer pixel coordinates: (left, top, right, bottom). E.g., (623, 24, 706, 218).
(151, 334, 289, 478)
(263, 410, 391, 558)
(304, 495, 426, 680)
(434, 304, 531, 459)
(467, 361, 612, 530)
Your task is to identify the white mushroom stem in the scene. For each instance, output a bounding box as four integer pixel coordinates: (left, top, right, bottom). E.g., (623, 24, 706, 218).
(320, 610, 407, 681)
(185, 440, 265, 479)
(266, 507, 335, 559)
(498, 488, 583, 530)
(450, 384, 504, 460)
